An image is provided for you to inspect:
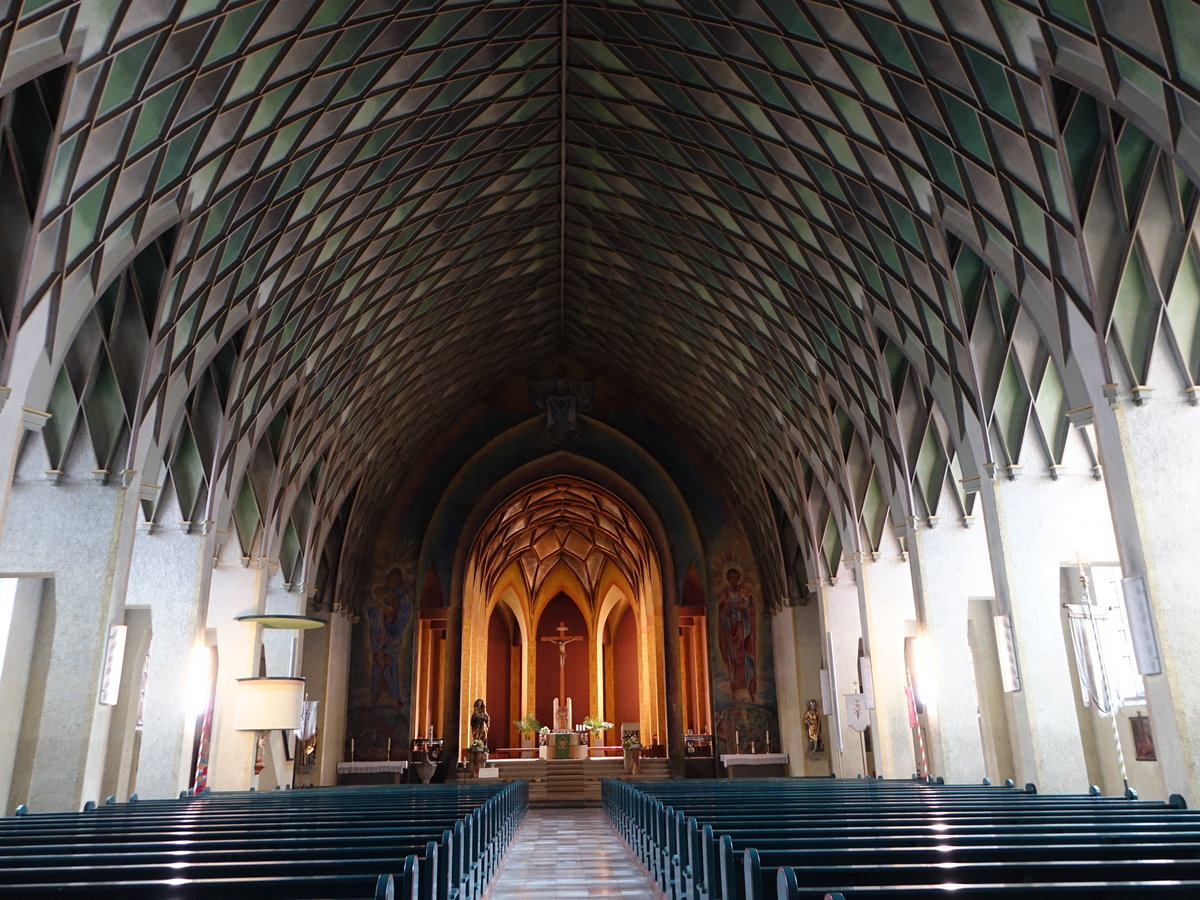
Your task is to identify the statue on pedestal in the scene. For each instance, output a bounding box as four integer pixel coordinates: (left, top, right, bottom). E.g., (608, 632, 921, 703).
(469, 698, 490, 747)
(804, 698, 823, 755)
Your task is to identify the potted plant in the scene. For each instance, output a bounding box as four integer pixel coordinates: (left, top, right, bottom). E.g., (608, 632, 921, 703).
(582, 715, 613, 747)
(622, 733, 642, 775)
(513, 713, 540, 756)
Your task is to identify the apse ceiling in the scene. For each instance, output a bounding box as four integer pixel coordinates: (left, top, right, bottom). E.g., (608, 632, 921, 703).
(5, 2, 1199, 588)
(468, 477, 655, 605)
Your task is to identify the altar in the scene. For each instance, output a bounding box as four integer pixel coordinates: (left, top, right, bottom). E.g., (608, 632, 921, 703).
(539, 731, 588, 760)
(719, 752, 789, 778)
(335, 760, 409, 785)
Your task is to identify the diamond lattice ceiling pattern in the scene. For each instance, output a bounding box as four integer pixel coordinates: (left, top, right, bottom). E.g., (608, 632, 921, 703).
(4, 1, 1200, 587)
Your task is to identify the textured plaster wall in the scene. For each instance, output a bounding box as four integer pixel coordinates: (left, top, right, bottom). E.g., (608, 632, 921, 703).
(0, 477, 139, 812)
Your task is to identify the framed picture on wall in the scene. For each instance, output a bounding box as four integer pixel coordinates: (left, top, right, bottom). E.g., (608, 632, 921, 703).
(1130, 713, 1155, 761)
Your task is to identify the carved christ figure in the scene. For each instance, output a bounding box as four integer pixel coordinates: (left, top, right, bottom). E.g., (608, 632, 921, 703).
(541, 621, 583, 729)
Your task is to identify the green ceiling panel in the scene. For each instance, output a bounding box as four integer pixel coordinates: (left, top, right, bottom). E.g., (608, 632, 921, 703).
(6, 0, 1197, 574)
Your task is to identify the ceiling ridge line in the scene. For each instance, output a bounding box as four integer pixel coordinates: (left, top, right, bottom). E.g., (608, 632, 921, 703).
(558, 0, 568, 353)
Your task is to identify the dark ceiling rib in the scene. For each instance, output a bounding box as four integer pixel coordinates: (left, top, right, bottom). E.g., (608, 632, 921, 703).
(558, 0, 569, 352)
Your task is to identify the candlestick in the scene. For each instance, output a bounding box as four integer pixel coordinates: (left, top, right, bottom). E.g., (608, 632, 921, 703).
(735, 730, 740, 752)
(386, 737, 392, 759)
(766, 729, 770, 752)
(350, 738, 355, 761)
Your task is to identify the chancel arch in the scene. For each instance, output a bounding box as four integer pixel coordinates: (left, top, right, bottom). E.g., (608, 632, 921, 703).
(452, 475, 683, 754)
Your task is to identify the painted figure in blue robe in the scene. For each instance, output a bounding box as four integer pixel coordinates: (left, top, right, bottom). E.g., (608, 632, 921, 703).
(368, 567, 409, 707)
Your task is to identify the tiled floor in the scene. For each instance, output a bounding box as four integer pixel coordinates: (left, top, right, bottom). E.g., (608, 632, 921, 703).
(483, 807, 666, 898)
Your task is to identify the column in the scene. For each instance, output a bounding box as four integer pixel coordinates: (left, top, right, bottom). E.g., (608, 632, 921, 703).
(856, 538, 919, 779)
(0, 577, 46, 813)
(819, 570, 867, 776)
(0, 460, 142, 812)
(790, 593, 829, 775)
(904, 515, 994, 785)
(204, 554, 267, 792)
(1085, 386, 1200, 801)
(770, 601, 802, 769)
(975, 460, 1119, 794)
(124, 524, 215, 799)
(317, 609, 352, 786)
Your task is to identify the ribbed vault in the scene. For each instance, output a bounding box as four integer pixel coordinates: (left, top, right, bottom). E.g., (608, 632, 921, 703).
(469, 476, 656, 603)
(4, 1, 1200, 595)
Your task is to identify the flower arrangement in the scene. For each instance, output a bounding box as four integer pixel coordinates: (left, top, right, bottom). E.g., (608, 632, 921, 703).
(513, 713, 540, 737)
(622, 733, 641, 749)
(469, 739, 487, 751)
(582, 715, 613, 732)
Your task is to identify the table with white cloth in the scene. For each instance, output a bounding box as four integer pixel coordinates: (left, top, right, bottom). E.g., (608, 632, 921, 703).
(335, 760, 409, 784)
(719, 752, 789, 778)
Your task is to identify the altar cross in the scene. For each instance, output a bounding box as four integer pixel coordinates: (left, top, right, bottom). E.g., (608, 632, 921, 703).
(541, 621, 583, 707)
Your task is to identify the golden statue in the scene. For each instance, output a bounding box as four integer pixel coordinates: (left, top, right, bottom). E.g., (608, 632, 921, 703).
(804, 698, 823, 754)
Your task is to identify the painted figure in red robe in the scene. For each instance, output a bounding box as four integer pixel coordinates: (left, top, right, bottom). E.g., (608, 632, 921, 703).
(718, 567, 756, 701)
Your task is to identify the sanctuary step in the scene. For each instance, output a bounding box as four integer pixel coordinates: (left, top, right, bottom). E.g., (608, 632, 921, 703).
(462, 756, 671, 806)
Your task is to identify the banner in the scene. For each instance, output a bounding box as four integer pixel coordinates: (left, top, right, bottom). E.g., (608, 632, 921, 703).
(845, 693, 870, 732)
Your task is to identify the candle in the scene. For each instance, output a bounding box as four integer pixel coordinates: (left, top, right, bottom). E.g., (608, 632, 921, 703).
(735, 730, 740, 751)
(350, 738, 355, 760)
(766, 730, 770, 752)
(386, 738, 392, 759)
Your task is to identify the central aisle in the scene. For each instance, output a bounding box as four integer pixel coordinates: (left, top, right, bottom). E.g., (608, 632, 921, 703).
(483, 807, 666, 899)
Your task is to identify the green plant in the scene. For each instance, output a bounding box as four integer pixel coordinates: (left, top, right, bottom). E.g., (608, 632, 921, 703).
(513, 713, 540, 736)
(582, 715, 613, 732)
(469, 739, 487, 751)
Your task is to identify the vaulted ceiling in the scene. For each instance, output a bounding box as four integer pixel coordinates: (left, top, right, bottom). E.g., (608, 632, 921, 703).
(3, 1, 1199, 595)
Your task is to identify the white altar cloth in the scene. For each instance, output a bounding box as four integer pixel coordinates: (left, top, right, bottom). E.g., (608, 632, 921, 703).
(336, 760, 409, 774)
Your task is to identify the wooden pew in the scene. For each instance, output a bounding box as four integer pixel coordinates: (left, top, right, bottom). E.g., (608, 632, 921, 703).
(603, 777, 1200, 900)
(0, 781, 527, 900)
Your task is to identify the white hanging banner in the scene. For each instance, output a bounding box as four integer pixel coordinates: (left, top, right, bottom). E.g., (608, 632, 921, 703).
(818, 668, 832, 712)
(859, 656, 875, 709)
(99, 625, 127, 706)
(845, 693, 870, 732)
(993, 614, 1021, 692)
(824, 631, 842, 752)
(296, 699, 320, 741)
(1121, 576, 1162, 675)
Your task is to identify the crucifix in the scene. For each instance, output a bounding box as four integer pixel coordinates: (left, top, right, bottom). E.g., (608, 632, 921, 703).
(541, 621, 583, 730)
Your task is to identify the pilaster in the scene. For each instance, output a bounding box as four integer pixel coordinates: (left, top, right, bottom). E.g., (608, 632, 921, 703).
(0, 470, 140, 812)
(125, 524, 216, 799)
(904, 514, 994, 784)
(819, 571, 868, 776)
(1086, 384, 1200, 801)
(204, 554, 268, 791)
(975, 462, 1118, 793)
(856, 540, 918, 779)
